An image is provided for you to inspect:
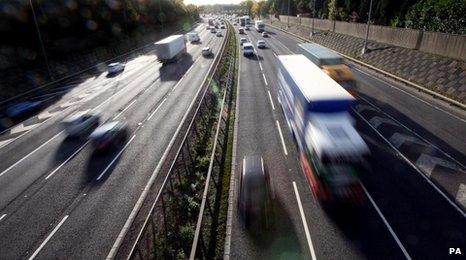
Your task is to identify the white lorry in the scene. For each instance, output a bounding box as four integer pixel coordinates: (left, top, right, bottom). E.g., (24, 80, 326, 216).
(255, 20, 265, 32)
(186, 32, 200, 43)
(277, 54, 369, 204)
(154, 35, 187, 64)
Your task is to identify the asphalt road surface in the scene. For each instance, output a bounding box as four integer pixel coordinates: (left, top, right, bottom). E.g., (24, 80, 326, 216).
(0, 23, 227, 259)
(229, 23, 466, 260)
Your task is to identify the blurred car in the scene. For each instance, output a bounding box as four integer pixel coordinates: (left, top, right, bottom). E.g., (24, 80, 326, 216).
(206, 25, 211, 30)
(242, 43, 254, 56)
(233, 22, 237, 26)
(237, 155, 272, 229)
(238, 27, 245, 34)
(62, 112, 100, 138)
(202, 47, 212, 57)
(262, 31, 269, 37)
(107, 62, 125, 74)
(220, 25, 226, 29)
(89, 121, 128, 150)
(239, 37, 248, 45)
(210, 28, 216, 33)
(216, 31, 222, 37)
(6, 101, 44, 119)
(245, 25, 250, 31)
(257, 40, 266, 49)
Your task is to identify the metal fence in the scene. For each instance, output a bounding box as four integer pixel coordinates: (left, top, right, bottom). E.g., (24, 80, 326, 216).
(126, 22, 236, 260)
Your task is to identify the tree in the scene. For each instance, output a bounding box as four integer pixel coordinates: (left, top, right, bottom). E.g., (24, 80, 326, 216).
(328, 0, 338, 20)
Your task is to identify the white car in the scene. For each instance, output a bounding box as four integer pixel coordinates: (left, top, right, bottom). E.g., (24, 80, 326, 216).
(202, 47, 212, 56)
(62, 112, 100, 138)
(262, 32, 269, 37)
(216, 32, 222, 37)
(243, 43, 254, 56)
(257, 40, 266, 49)
(107, 62, 125, 74)
(240, 37, 248, 45)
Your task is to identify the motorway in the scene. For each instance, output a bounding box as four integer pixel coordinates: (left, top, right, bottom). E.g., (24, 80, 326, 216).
(229, 23, 466, 259)
(0, 23, 227, 259)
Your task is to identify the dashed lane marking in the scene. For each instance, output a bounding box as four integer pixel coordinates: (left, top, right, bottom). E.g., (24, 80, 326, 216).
(267, 90, 275, 110)
(28, 215, 69, 260)
(276, 120, 288, 155)
(0, 214, 6, 221)
(292, 182, 317, 260)
(262, 73, 268, 85)
(96, 134, 136, 181)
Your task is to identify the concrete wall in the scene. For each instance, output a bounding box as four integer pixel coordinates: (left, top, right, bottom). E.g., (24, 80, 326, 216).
(272, 15, 465, 60)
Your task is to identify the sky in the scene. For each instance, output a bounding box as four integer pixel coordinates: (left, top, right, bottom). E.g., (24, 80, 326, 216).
(184, 0, 242, 6)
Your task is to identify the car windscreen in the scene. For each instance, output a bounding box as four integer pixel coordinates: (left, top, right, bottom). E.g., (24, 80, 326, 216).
(244, 46, 253, 50)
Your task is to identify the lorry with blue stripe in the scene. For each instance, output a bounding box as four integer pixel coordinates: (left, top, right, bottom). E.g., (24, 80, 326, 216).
(277, 54, 370, 205)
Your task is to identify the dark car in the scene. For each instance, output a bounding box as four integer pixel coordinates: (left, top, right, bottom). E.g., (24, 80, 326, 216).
(237, 155, 273, 230)
(6, 101, 44, 119)
(89, 121, 128, 150)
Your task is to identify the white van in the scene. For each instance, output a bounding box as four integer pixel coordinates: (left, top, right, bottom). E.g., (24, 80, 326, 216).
(187, 32, 200, 43)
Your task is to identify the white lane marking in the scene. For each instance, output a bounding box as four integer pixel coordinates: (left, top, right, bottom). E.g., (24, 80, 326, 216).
(259, 62, 263, 71)
(415, 154, 464, 177)
(273, 52, 278, 57)
(362, 185, 412, 260)
(96, 134, 136, 181)
(267, 90, 275, 110)
(0, 214, 6, 221)
(456, 184, 466, 207)
(0, 139, 13, 148)
(355, 103, 379, 113)
(45, 141, 89, 180)
(147, 98, 167, 121)
(359, 95, 466, 169)
(28, 215, 69, 260)
(389, 133, 425, 149)
(353, 109, 466, 218)
(113, 99, 137, 120)
(354, 67, 466, 123)
(0, 132, 62, 177)
(276, 120, 288, 155)
(10, 123, 38, 135)
(292, 182, 317, 260)
(38, 111, 58, 120)
(262, 73, 268, 85)
(369, 116, 399, 128)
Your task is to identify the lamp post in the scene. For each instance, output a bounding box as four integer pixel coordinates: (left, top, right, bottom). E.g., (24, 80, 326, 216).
(310, 0, 316, 36)
(362, 0, 373, 54)
(287, 0, 291, 28)
(29, 0, 53, 80)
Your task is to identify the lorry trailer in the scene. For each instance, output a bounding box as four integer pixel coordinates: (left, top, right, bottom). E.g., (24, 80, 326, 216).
(154, 35, 187, 64)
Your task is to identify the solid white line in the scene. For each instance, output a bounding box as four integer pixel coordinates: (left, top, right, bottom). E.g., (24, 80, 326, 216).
(353, 109, 466, 218)
(267, 90, 275, 110)
(262, 73, 268, 85)
(259, 62, 263, 71)
(113, 99, 137, 120)
(0, 132, 62, 177)
(358, 95, 465, 169)
(273, 52, 278, 57)
(362, 185, 412, 260)
(45, 141, 89, 180)
(276, 120, 288, 155)
(354, 68, 465, 123)
(147, 98, 167, 121)
(28, 215, 69, 260)
(292, 182, 317, 260)
(0, 214, 6, 221)
(96, 135, 136, 181)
